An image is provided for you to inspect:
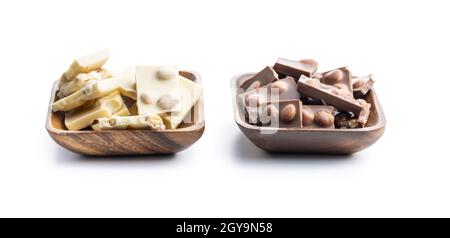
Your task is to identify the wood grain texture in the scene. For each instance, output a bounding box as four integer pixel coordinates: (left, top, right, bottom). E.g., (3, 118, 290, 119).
(46, 71, 205, 156)
(231, 73, 386, 154)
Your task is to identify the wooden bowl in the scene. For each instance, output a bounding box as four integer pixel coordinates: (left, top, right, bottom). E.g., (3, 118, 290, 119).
(46, 71, 205, 156)
(231, 73, 386, 154)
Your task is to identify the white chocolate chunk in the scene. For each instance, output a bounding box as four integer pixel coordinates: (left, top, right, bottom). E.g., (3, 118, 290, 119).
(57, 69, 112, 98)
(64, 49, 110, 81)
(113, 104, 131, 117)
(160, 76, 202, 129)
(64, 91, 124, 130)
(53, 68, 136, 112)
(135, 65, 181, 115)
(91, 113, 165, 131)
(116, 66, 137, 100)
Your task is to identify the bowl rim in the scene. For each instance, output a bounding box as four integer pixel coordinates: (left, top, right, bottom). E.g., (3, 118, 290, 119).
(46, 70, 205, 135)
(231, 72, 386, 133)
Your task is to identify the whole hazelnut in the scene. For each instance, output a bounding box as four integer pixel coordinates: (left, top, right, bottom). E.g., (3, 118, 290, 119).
(157, 94, 179, 110)
(302, 108, 314, 126)
(280, 104, 296, 122)
(314, 111, 335, 128)
(247, 81, 261, 91)
(352, 79, 365, 89)
(157, 66, 178, 80)
(270, 81, 288, 93)
(323, 70, 344, 85)
(140, 93, 152, 104)
(305, 77, 321, 88)
(299, 59, 318, 67)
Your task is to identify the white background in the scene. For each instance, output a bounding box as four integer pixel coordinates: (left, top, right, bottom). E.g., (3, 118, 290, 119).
(0, 0, 449, 218)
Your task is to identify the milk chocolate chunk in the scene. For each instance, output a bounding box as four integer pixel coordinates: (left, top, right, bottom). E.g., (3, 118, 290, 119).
(297, 75, 364, 116)
(302, 105, 336, 128)
(258, 100, 302, 128)
(240, 77, 300, 108)
(239, 66, 278, 92)
(334, 99, 371, 128)
(273, 58, 318, 80)
(352, 74, 375, 98)
(321, 67, 353, 92)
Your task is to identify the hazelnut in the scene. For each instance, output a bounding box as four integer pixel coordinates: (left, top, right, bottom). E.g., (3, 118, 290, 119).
(305, 77, 321, 88)
(314, 111, 335, 128)
(270, 81, 288, 93)
(247, 81, 261, 91)
(108, 119, 116, 126)
(323, 70, 344, 85)
(157, 94, 179, 110)
(302, 107, 314, 126)
(140, 93, 152, 104)
(246, 93, 265, 108)
(280, 104, 296, 122)
(352, 79, 365, 89)
(299, 59, 318, 67)
(156, 66, 178, 80)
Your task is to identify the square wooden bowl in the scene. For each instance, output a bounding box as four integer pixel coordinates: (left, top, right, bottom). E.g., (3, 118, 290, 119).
(231, 73, 386, 154)
(46, 71, 205, 156)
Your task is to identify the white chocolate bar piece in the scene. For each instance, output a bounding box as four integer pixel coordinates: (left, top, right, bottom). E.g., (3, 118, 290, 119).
(64, 91, 125, 130)
(160, 76, 202, 129)
(64, 49, 110, 81)
(91, 113, 165, 131)
(57, 69, 112, 98)
(135, 65, 181, 115)
(53, 68, 136, 112)
(113, 104, 131, 117)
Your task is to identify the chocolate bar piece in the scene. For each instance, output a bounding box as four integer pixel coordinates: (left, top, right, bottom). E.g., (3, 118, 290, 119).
(352, 74, 375, 98)
(297, 75, 364, 116)
(258, 99, 303, 128)
(239, 66, 278, 92)
(273, 58, 318, 80)
(321, 67, 353, 92)
(334, 99, 371, 128)
(302, 105, 336, 128)
(240, 77, 300, 108)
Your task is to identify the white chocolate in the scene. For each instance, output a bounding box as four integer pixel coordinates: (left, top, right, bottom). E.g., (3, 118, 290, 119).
(53, 68, 136, 112)
(113, 104, 131, 117)
(57, 69, 112, 98)
(160, 76, 202, 129)
(64, 49, 110, 81)
(135, 65, 181, 115)
(91, 113, 165, 130)
(64, 91, 124, 130)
